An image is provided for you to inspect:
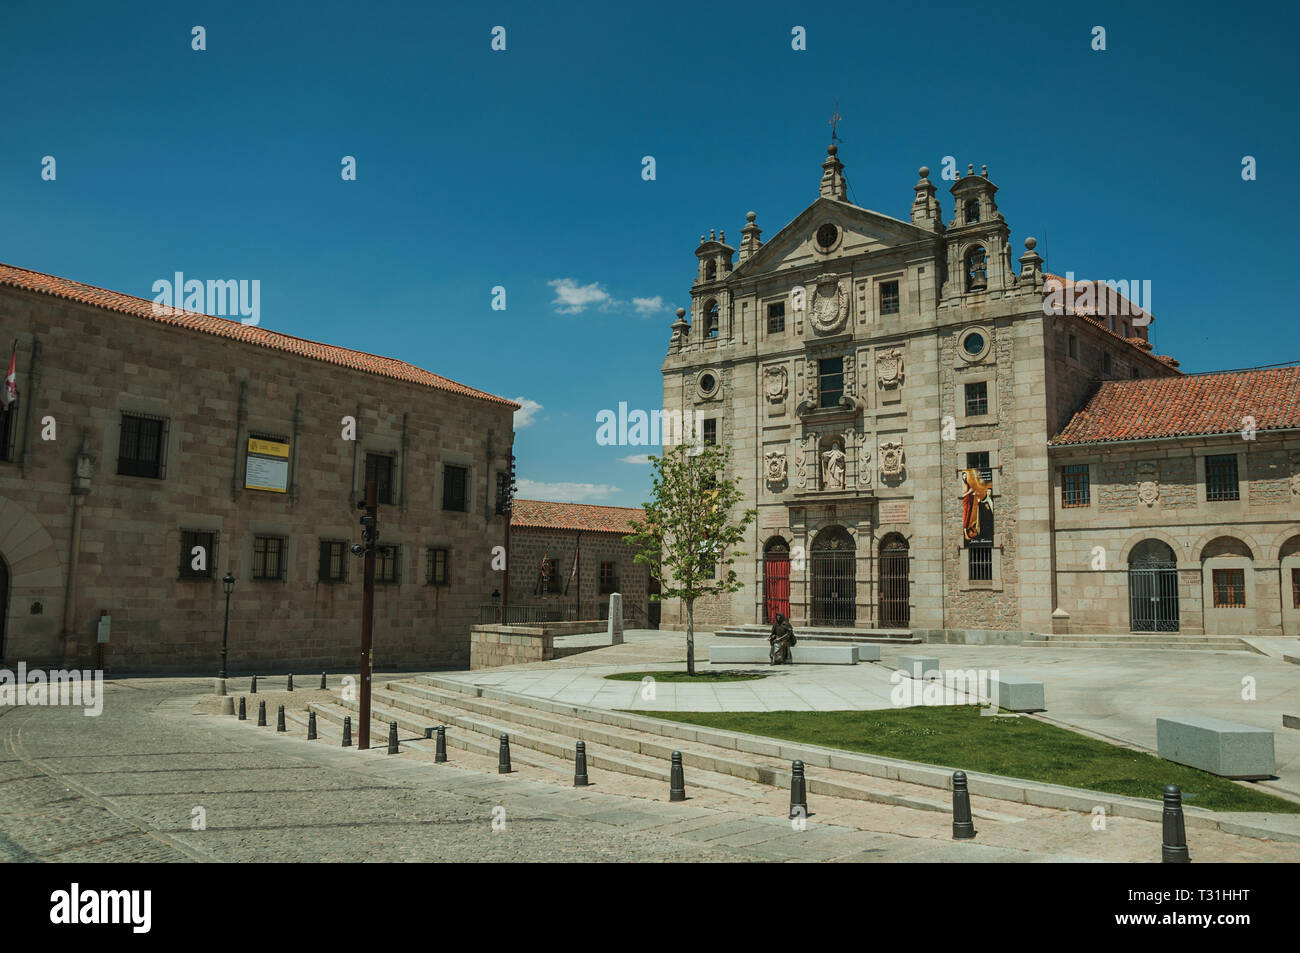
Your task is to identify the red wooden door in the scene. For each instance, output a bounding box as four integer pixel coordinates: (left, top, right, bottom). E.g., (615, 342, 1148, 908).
(764, 552, 791, 622)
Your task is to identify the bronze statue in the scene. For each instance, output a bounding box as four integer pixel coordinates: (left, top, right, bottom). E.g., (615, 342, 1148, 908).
(768, 613, 797, 664)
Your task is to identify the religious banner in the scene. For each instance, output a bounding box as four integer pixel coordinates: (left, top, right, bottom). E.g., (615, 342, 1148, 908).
(244, 437, 290, 493)
(959, 468, 994, 546)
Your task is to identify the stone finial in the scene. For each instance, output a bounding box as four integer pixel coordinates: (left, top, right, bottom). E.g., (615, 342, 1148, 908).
(709, 228, 716, 241)
(670, 307, 690, 350)
(820, 145, 848, 201)
(719, 230, 725, 244)
(746, 210, 757, 222)
(738, 211, 764, 263)
(968, 164, 974, 176)
(911, 164, 943, 233)
(1018, 236, 1044, 289)
(982, 164, 988, 177)
(918, 166, 930, 179)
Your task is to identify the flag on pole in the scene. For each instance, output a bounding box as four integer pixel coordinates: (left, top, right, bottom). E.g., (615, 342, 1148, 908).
(534, 551, 550, 595)
(1, 341, 16, 410)
(564, 542, 579, 595)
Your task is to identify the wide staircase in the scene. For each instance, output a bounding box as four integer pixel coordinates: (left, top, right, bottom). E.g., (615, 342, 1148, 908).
(713, 623, 920, 644)
(291, 675, 1022, 821)
(1023, 633, 1254, 652)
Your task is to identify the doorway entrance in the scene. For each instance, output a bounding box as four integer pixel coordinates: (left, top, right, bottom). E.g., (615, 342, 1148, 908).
(763, 537, 791, 622)
(878, 534, 910, 628)
(810, 526, 855, 626)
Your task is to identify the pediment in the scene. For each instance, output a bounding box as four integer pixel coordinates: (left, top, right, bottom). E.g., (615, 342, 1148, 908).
(731, 197, 933, 280)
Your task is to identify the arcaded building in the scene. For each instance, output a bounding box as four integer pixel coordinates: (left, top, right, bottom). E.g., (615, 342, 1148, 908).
(0, 261, 517, 672)
(659, 146, 1300, 637)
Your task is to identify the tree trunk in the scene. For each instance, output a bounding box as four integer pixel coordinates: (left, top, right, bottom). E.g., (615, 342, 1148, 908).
(685, 598, 695, 676)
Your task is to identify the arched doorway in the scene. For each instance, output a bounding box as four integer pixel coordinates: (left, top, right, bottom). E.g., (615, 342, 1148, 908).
(763, 537, 791, 623)
(878, 534, 910, 628)
(1128, 539, 1179, 632)
(810, 526, 855, 626)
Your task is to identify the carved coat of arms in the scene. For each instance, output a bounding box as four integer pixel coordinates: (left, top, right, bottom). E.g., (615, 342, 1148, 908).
(765, 449, 788, 488)
(808, 274, 850, 335)
(764, 365, 788, 403)
(877, 348, 904, 389)
(879, 441, 905, 478)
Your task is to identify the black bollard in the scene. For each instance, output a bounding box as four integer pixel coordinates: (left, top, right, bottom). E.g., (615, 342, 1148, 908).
(498, 734, 512, 774)
(574, 741, 590, 787)
(424, 727, 433, 739)
(320, 672, 327, 690)
(238, 697, 247, 721)
(342, 715, 352, 747)
(307, 710, 317, 740)
(1162, 785, 1191, 863)
(276, 705, 286, 732)
(250, 674, 257, 694)
(789, 760, 808, 819)
(257, 700, 266, 726)
(287, 673, 293, 692)
(434, 726, 447, 763)
(669, 751, 686, 802)
(952, 771, 977, 839)
(387, 721, 399, 755)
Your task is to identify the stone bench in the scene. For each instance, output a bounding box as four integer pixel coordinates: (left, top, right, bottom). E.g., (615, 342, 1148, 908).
(993, 675, 1046, 712)
(854, 643, 881, 662)
(896, 654, 941, 679)
(708, 643, 859, 665)
(1156, 715, 1276, 779)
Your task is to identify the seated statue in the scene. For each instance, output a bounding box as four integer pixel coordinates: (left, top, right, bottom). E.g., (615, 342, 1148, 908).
(768, 613, 797, 665)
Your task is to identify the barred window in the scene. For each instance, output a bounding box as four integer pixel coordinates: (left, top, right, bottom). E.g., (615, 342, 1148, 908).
(318, 540, 346, 583)
(364, 453, 395, 505)
(879, 281, 900, 316)
(599, 561, 618, 594)
(376, 544, 400, 584)
(427, 547, 450, 586)
(1061, 464, 1090, 507)
(767, 302, 785, 334)
(253, 536, 287, 581)
(818, 357, 844, 409)
(443, 465, 469, 512)
(1292, 567, 1300, 609)
(703, 418, 717, 446)
(179, 530, 216, 580)
(1205, 454, 1239, 501)
(1212, 568, 1245, 608)
(966, 451, 992, 486)
(968, 545, 993, 581)
(118, 413, 167, 478)
(964, 381, 988, 416)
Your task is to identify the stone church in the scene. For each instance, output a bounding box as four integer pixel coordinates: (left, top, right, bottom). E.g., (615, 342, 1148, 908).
(660, 146, 1300, 638)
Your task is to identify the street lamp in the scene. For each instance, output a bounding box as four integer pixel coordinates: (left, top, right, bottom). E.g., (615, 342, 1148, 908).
(220, 573, 235, 685)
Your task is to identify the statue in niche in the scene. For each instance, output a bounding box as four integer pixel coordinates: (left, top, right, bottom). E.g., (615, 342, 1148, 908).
(821, 440, 846, 490)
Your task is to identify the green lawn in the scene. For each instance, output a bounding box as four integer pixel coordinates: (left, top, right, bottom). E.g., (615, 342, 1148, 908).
(604, 670, 769, 683)
(628, 706, 1300, 814)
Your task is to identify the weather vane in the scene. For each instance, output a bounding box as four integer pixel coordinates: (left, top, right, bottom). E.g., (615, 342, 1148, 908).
(828, 100, 843, 143)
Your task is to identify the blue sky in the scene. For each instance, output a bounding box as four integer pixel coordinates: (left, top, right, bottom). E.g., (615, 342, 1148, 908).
(2, 1, 1297, 508)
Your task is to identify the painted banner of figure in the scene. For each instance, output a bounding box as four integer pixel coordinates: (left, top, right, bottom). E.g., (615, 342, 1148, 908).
(959, 468, 994, 545)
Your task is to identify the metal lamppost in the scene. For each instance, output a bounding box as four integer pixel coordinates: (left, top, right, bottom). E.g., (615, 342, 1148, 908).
(220, 573, 235, 684)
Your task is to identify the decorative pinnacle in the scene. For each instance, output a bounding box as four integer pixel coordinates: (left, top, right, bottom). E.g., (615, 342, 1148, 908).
(918, 166, 930, 179)
(746, 211, 757, 222)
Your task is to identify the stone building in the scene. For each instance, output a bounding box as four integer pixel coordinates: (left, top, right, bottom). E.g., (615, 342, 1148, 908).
(505, 499, 654, 628)
(659, 145, 1300, 637)
(0, 261, 516, 672)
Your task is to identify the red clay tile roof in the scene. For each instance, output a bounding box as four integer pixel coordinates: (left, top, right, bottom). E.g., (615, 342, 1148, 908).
(0, 261, 518, 408)
(511, 499, 644, 534)
(1050, 366, 1300, 445)
(1044, 273, 1172, 368)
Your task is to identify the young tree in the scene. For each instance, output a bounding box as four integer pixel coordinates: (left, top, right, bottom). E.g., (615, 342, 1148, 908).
(624, 443, 757, 675)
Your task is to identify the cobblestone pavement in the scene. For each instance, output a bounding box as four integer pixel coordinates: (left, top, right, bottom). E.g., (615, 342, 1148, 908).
(2, 676, 1297, 863)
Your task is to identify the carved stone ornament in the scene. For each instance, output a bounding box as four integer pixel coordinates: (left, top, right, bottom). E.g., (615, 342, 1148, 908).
(1137, 461, 1159, 507)
(764, 365, 788, 403)
(858, 432, 872, 486)
(877, 348, 905, 389)
(843, 353, 856, 396)
(794, 443, 808, 489)
(765, 449, 788, 487)
(808, 273, 850, 335)
(879, 441, 905, 478)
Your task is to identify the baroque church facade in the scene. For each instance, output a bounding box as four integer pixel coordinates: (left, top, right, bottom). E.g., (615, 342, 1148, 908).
(660, 146, 1300, 638)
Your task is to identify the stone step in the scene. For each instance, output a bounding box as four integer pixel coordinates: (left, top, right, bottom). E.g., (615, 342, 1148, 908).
(1025, 638, 1247, 651)
(714, 625, 920, 644)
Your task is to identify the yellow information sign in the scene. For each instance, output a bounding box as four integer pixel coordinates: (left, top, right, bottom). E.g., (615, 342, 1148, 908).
(245, 438, 290, 492)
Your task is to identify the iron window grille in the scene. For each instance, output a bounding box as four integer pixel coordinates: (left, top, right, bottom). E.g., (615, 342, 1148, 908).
(179, 530, 217, 580)
(703, 419, 717, 446)
(318, 540, 347, 583)
(364, 453, 396, 505)
(879, 281, 900, 315)
(1205, 454, 1239, 501)
(818, 357, 844, 408)
(964, 381, 988, 416)
(1292, 568, 1300, 609)
(253, 536, 287, 581)
(1212, 568, 1245, 608)
(427, 547, 450, 586)
(376, 544, 400, 584)
(1061, 464, 1091, 507)
(968, 545, 993, 581)
(966, 451, 993, 486)
(767, 302, 785, 334)
(443, 464, 469, 512)
(118, 412, 168, 478)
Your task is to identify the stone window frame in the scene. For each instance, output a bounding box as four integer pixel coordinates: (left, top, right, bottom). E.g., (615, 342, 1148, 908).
(874, 271, 904, 320)
(813, 221, 844, 255)
(318, 539, 348, 584)
(765, 299, 786, 336)
(956, 325, 993, 364)
(956, 368, 997, 425)
(375, 542, 402, 586)
(179, 528, 219, 581)
(439, 449, 475, 514)
(1060, 462, 1092, 509)
(426, 546, 451, 586)
(1211, 568, 1246, 608)
(114, 409, 172, 480)
(1203, 451, 1242, 503)
(957, 439, 1003, 592)
(251, 534, 289, 582)
(696, 368, 722, 401)
(363, 450, 398, 505)
(1067, 333, 1079, 362)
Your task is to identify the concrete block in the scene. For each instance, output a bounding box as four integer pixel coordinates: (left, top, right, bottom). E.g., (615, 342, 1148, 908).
(1156, 715, 1276, 779)
(896, 654, 940, 679)
(853, 643, 881, 662)
(994, 675, 1046, 712)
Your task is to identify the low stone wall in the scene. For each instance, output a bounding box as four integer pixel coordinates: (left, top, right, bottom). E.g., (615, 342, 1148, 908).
(469, 622, 605, 669)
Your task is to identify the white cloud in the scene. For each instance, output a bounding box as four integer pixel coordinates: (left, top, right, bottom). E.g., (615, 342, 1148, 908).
(631, 295, 665, 315)
(619, 454, 652, 465)
(548, 278, 612, 314)
(515, 479, 620, 503)
(513, 397, 543, 429)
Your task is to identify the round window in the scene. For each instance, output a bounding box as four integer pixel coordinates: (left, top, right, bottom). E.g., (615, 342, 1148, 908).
(962, 332, 985, 356)
(816, 223, 838, 248)
(700, 373, 716, 393)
